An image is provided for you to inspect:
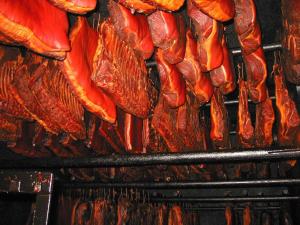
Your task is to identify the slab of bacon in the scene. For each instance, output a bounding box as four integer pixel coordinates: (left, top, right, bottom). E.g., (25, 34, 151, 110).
(210, 36, 236, 95)
(274, 63, 300, 146)
(187, 0, 223, 72)
(48, 0, 96, 14)
(0, 0, 70, 59)
(155, 48, 186, 108)
(210, 88, 230, 149)
(147, 11, 186, 64)
(108, 0, 154, 59)
(62, 17, 116, 123)
(92, 19, 153, 118)
(176, 29, 213, 105)
(191, 0, 235, 22)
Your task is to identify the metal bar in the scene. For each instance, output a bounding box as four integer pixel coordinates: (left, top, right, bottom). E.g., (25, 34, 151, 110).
(0, 147, 299, 168)
(146, 43, 282, 67)
(150, 196, 300, 203)
(206, 96, 276, 107)
(59, 179, 300, 189)
(183, 206, 281, 211)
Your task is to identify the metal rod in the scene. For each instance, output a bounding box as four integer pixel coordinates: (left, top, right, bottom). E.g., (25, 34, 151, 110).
(205, 96, 276, 107)
(59, 179, 300, 189)
(0, 147, 299, 169)
(150, 196, 300, 203)
(146, 43, 282, 67)
(184, 206, 281, 211)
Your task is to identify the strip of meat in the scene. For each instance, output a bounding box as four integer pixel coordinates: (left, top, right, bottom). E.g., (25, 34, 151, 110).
(92, 199, 106, 225)
(187, 0, 223, 72)
(243, 206, 251, 225)
(116, 198, 130, 225)
(147, 11, 185, 64)
(0, 0, 69, 59)
(156, 205, 168, 225)
(191, 0, 235, 22)
(155, 48, 186, 108)
(92, 19, 152, 118)
(124, 113, 143, 153)
(168, 205, 183, 225)
(237, 78, 255, 148)
(225, 206, 232, 225)
(117, 0, 156, 14)
(108, 0, 154, 59)
(243, 47, 267, 103)
(48, 0, 96, 14)
(210, 88, 230, 149)
(62, 17, 116, 123)
(255, 92, 275, 147)
(144, 0, 184, 11)
(176, 29, 213, 105)
(274, 64, 300, 146)
(234, 0, 261, 55)
(210, 36, 236, 95)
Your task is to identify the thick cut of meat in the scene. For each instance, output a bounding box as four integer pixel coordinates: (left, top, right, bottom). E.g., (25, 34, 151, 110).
(48, 0, 96, 14)
(0, 113, 22, 143)
(283, 54, 300, 85)
(117, 0, 156, 14)
(255, 92, 275, 147)
(243, 47, 267, 103)
(237, 78, 255, 148)
(92, 19, 152, 118)
(274, 64, 300, 146)
(124, 113, 143, 153)
(243, 206, 251, 225)
(187, 0, 223, 72)
(147, 11, 185, 64)
(191, 0, 235, 22)
(210, 36, 236, 95)
(176, 30, 213, 105)
(234, 0, 261, 55)
(62, 17, 116, 123)
(210, 88, 230, 149)
(108, 0, 154, 59)
(168, 205, 183, 225)
(0, 0, 69, 59)
(92, 200, 106, 225)
(156, 48, 186, 108)
(145, 0, 184, 11)
(225, 206, 232, 225)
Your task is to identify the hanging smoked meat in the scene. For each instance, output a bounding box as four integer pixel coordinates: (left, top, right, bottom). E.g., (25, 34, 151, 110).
(255, 92, 275, 147)
(210, 88, 230, 149)
(187, 0, 223, 72)
(191, 0, 235, 22)
(147, 11, 185, 64)
(124, 113, 144, 153)
(243, 47, 267, 103)
(92, 19, 153, 118)
(156, 205, 168, 225)
(116, 0, 156, 14)
(237, 77, 255, 148)
(0, 113, 22, 143)
(176, 29, 213, 105)
(234, 0, 261, 55)
(62, 17, 116, 123)
(145, 0, 184, 11)
(0, 0, 70, 59)
(156, 48, 186, 108)
(210, 36, 236, 95)
(168, 205, 183, 225)
(274, 63, 300, 146)
(116, 198, 131, 225)
(108, 0, 154, 59)
(225, 206, 232, 225)
(92, 199, 107, 225)
(243, 206, 251, 225)
(281, 0, 300, 84)
(48, 0, 96, 14)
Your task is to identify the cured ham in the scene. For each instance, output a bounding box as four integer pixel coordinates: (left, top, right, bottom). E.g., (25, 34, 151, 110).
(187, 0, 223, 72)
(210, 36, 236, 95)
(147, 11, 185, 64)
(255, 92, 275, 147)
(0, 0, 70, 59)
(176, 29, 213, 105)
(243, 47, 267, 103)
(117, 0, 155, 14)
(274, 63, 300, 146)
(92, 19, 153, 118)
(62, 17, 116, 123)
(234, 0, 261, 55)
(48, 0, 96, 14)
(237, 77, 255, 148)
(210, 88, 230, 149)
(191, 0, 235, 22)
(155, 48, 186, 108)
(108, 0, 154, 59)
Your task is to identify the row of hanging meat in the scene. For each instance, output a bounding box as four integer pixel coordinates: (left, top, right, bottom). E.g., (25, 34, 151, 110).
(55, 192, 293, 225)
(0, 0, 299, 155)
